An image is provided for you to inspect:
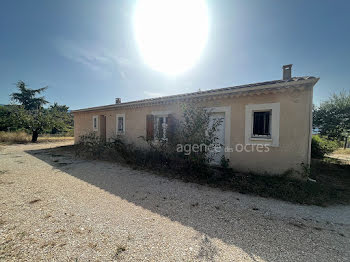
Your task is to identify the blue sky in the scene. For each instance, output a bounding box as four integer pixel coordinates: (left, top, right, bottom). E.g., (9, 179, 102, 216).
(0, 0, 349, 110)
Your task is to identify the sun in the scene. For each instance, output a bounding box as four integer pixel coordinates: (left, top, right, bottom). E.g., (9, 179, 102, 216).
(133, 0, 209, 75)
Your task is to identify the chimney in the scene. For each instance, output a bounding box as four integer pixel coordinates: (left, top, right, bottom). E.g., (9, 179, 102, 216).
(282, 64, 292, 80)
(115, 98, 121, 104)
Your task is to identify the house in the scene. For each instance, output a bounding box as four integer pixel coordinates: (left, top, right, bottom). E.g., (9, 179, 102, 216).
(72, 65, 319, 175)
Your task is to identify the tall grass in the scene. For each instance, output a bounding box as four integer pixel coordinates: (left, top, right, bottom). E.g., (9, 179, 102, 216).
(333, 148, 350, 155)
(0, 131, 31, 143)
(0, 131, 73, 144)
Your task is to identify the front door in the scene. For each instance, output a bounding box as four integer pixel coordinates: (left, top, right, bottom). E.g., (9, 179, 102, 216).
(209, 112, 225, 164)
(99, 115, 106, 141)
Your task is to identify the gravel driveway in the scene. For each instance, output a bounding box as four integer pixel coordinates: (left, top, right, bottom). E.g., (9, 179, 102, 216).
(0, 142, 349, 261)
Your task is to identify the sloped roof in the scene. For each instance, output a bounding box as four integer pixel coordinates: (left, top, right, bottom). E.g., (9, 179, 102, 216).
(72, 76, 318, 113)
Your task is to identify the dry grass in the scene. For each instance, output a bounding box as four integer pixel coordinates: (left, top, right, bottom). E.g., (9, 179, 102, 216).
(0, 131, 31, 143)
(333, 148, 350, 155)
(37, 136, 73, 143)
(0, 131, 73, 144)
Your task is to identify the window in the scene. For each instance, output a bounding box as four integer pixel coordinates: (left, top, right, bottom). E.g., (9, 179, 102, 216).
(154, 116, 168, 140)
(252, 111, 271, 137)
(245, 103, 280, 147)
(116, 114, 125, 134)
(117, 117, 124, 132)
(93, 116, 98, 131)
(146, 111, 173, 141)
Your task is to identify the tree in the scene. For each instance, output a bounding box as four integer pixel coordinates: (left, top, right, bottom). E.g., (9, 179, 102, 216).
(10, 81, 48, 110)
(0, 105, 25, 131)
(10, 106, 53, 142)
(313, 91, 350, 148)
(49, 102, 69, 112)
(4, 81, 73, 142)
(0, 106, 11, 131)
(137, 103, 223, 175)
(10, 81, 51, 142)
(48, 103, 73, 134)
(170, 103, 223, 168)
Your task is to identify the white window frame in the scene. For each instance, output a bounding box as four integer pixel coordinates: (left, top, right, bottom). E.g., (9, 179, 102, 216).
(116, 113, 125, 134)
(245, 103, 280, 147)
(204, 106, 231, 158)
(152, 111, 171, 141)
(92, 115, 98, 131)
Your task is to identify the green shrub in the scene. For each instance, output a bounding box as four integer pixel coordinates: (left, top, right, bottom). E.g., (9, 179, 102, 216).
(220, 156, 230, 169)
(75, 132, 106, 158)
(311, 135, 339, 158)
(76, 103, 223, 179)
(140, 103, 222, 177)
(74, 133, 350, 205)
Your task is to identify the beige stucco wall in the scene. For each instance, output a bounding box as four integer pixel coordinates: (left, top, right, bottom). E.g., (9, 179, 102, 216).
(73, 86, 313, 175)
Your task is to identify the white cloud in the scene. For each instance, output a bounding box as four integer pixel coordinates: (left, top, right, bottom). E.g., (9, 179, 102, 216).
(54, 38, 133, 76)
(114, 56, 133, 67)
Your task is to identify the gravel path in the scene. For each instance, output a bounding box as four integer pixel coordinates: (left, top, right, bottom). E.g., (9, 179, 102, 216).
(0, 142, 349, 261)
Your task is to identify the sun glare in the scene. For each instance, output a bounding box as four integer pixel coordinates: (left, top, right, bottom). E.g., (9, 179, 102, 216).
(133, 0, 209, 75)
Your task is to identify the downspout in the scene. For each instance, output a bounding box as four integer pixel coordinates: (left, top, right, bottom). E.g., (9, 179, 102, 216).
(307, 79, 319, 165)
(307, 86, 313, 166)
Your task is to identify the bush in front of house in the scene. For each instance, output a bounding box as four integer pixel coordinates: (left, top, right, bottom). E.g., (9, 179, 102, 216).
(74, 132, 349, 206)
(138, 103, 223, 177)
(311, 135, 339, 158)
(74, 132, 350, 206)
(76, 103, 223, 179)
(173, 103, 223, 171)
(73, 105, 349, 206)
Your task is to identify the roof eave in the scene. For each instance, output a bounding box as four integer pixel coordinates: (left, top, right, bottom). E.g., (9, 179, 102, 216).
(72, 77, 319, 113)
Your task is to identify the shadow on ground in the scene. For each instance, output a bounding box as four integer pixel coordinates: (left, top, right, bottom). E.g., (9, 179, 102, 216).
(25, 145, 347, 261)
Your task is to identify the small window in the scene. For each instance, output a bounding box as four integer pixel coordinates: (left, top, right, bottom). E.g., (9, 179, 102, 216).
(245, 103, 280, 146)
(93, 116, 98, 131)
(252, 111, 271, 137)
(118, 117, 124, 132)
(116, 114, 125, 134)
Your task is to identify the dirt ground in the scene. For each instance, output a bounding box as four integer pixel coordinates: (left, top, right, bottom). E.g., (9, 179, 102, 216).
(329, 154, 350, 163)
(0, 142, 349, 261)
